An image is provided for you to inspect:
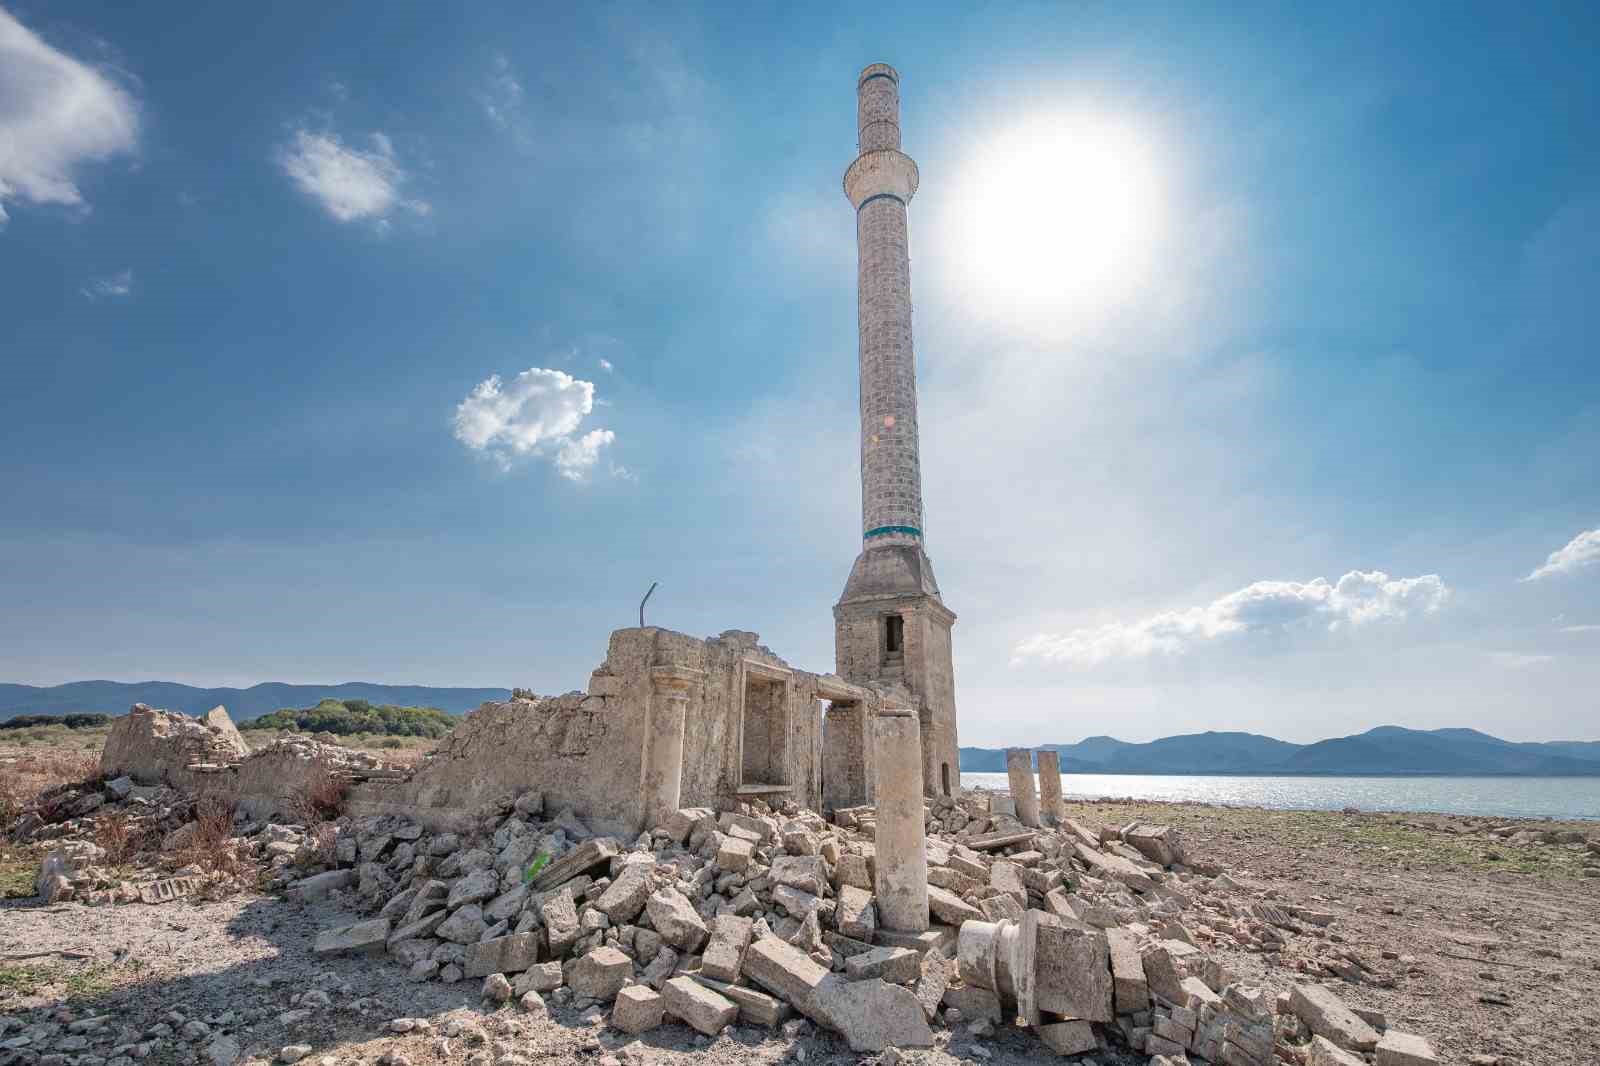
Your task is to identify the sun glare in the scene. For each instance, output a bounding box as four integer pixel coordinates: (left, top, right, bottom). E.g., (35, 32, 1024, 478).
(949, 109, 1167, 323)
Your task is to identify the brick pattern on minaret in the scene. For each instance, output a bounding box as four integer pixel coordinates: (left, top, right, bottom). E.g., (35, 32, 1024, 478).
(844, 64, 925, 549)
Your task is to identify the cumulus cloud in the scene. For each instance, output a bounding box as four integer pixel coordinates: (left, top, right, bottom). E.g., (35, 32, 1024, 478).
(453, 368, 617, 480)
(0, 8, 139, 225)
(277, 129, 429, 225)
(80, 268, 132, 300)
(1524, 527, 1600, 581)
(1014, 570, 1450, 666)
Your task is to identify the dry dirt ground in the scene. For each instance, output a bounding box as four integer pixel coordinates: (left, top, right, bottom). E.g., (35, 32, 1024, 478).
(3, 797, 1597, 1066)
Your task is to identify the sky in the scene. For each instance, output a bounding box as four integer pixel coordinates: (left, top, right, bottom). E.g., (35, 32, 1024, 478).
(2, 2, 1597, 745)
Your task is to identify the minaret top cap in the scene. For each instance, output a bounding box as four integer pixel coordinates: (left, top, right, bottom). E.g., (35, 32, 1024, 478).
(858, 63, 900, 87)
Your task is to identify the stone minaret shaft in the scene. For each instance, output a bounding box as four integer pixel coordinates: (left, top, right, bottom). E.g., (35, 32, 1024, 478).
(844, 63, 924, 548)
(835, 64, 960, 802)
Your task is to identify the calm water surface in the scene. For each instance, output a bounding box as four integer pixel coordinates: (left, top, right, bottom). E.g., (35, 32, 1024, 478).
(959, 772, 1600, 821)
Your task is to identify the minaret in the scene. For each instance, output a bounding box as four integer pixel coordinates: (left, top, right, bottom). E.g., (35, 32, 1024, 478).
(835, 63, 960, 798)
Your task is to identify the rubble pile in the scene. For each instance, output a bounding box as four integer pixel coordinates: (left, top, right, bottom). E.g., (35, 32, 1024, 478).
(304, 789, 1442, 1063)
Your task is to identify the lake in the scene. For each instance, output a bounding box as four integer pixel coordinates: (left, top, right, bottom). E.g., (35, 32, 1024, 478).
(959, 771, 1600, 821)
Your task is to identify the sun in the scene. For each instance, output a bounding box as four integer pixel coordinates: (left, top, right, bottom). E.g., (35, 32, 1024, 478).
(948, 108, 1167, 323)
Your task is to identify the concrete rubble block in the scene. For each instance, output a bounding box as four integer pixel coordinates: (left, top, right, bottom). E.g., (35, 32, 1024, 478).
(927, 884, 983, 926)
(664, 808, 713, 845)
(463, 932, 539, 978)
(568, 945, 632, 1001)
(540, 889, 581, 957)
(436, 904, 489, 944)
(1290, 983, 1381, 1052)
(595, 860, 654, 923)
(1034, 919, 1113, 1023)
(844, 945, 920, 984)
(646, 887, 709, 952)
(1308, 1034, 1368, 1066)
(386, 911, 448, 951)
(611, 985, 665, 1034)
(1376, 1030, 1439, 1066)
(716, 836, 754, 872)
(912, 951, 951, 1021)
(1075, 843, 1156, 893)
(313, 918, 390, 957)
(694, 976, 790, 1028)
(989, 861, 1027, 905)
(1105, 927, 1150, 1015)
(512, 961, 564, 996)
(835, 884, 877, 942)
(287, 869, 355, 901)
(662, 975, 738, 1036)
(701, 913, 753, 982)
(1037, 1018, 1099, 1056)
(742, 936, 931, 1052)
(771, 855, 829, 895)
(529, 837, 620, 892)
(447, 868, 501, 910)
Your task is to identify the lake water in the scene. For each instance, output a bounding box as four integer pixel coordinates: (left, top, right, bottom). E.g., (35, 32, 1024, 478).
(959, 772, 1600, 821)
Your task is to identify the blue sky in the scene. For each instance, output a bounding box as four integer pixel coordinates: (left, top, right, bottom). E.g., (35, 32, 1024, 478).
(2, 2, 1596, 744)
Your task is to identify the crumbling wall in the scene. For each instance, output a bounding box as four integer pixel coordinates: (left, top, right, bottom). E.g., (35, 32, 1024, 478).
(100, 704, 250, 787)
(232, 736, 385, 821)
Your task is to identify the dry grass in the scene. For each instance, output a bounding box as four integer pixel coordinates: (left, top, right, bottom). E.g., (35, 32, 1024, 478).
(171, 796, 245, 876)
(0, 750, 100, 831)
(93, 811, 153, 866)
(306, 821, 338, 867)
(290, 764, 349, 824)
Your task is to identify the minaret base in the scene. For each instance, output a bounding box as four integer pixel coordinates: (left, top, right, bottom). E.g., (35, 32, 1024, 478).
(834, 543, 960, 798)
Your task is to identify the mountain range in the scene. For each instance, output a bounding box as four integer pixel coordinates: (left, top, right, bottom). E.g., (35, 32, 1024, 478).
(0, 680, 511, 721)
(960, 726, 1600, 777)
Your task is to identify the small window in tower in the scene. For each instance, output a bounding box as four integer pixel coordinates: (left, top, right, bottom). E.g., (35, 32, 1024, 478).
(885, 614, 904, 655)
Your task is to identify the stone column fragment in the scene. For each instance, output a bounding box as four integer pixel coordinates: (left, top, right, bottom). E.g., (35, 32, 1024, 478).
(641, 666, 703, 832)
(872, 706, 929, 932)
(1004, 748, 1040, 828)
(1035, 749, 1063, 826)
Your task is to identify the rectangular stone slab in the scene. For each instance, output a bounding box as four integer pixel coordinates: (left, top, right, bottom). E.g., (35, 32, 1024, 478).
(529, 837, 619, 891)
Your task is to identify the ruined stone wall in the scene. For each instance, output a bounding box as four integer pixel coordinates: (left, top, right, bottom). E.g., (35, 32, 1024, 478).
(100, 704, 251, 788)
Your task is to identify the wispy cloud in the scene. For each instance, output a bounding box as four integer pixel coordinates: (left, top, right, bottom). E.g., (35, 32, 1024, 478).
(1560, 623, 1600, 634)
(1524, 527, 1600, 581)
(1488, 651, 1556, 669)
(1014, 570, 1450, 667)
(478, 53, 525, 132)
(0, 8, 139, 227)
(598, 358, 613, 373)
(453, 367, 618, 481)
(277, 128, 429, 226)
(80, 268, 132, 300)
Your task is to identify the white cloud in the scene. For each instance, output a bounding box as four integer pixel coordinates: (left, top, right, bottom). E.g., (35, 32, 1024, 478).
(1524, 527, 1600, 581)
(1560, 623, 1600, 634)
(598, 359, 613, 373)
(1014, 570, 1450, 666)
(453, 367, 617, 481)
(277, 129, 429, 225)
(1488, 651, 1556, 669)
(0, 8, 139, 225)
(478, 53, 524, 130)
(80, 268, 132, 300)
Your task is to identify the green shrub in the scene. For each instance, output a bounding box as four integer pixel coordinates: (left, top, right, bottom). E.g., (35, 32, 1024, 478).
(239, 699, 457, 738)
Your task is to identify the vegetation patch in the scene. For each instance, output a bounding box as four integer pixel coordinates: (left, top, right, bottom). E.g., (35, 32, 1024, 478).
(0, 713, 113, 730)
(240, 698, 457, 738)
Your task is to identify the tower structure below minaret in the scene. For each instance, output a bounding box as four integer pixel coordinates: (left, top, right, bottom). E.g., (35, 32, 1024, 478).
(834, 63, 960, 798)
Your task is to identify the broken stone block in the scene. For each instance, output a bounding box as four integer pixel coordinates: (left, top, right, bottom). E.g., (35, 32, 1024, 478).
(1034, 920, 1113, 1023)
(447, 867, 501, 910)
(1308, 1034, 1368, 1066)
(611, 985, 664, 1034)
(988, 861, 1026, 905)
(836, 885, 877, 942)
(912, 952, 950, 1022)
(701, 914, 753, 982)
(718, 811, 773, 845)
(568, 945, 632, 1001)
(646, 887, 708, 952)
(980, 894, 1025, 922)
(1037, 1018, 1099, 1056)
(742, 936, 932, 1052)
(436, 905, 489, 945)
(1140, 941, 1189, 1005)
(391, 938, 440, 966)
(716, 836, 754, 872)
(663, 975, 738, 1036)
(463, 933, 539, 978)
(1290, 983, 1381, 1052)
(1105, 927, 1150, 1014)
(541, 889, 581, 956)
(512, 962, 564, 996)
(485, 883, 530, 923)
(835, 852, 874, 890)
(844, 946, 920, 984)
(943, 984, 1003, 1024)
(482, 973, 512, 1003)
(664, 807, 713, 844)
(313, 918, 390, 957)
(594, 861, 653, 923)
(773, 884, 821, 918)
(1075, 842, 1156, 893)
(695, 976, 789, 1028)
(927, 884, 983, 926)
(529, 837, 619, 891)
(1124, 823, 1184, 866)
(1179, 975, 1221, 1012)
(286, 869, 355, 901)
(771, 855, 828, 894)
(1376, 1030, 1439, 1066)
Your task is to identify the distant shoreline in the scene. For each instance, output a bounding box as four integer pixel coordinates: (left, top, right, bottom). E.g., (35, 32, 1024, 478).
(961, 767, 1600, 779)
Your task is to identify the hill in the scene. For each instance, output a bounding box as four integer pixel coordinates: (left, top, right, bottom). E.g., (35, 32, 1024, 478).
(0, 680, 511, 722)
(961, 725, 1600, 777)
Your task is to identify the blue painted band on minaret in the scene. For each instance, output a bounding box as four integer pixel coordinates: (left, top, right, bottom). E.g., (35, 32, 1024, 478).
(864, 525, 922, 540)
(855, 191, 906, 212)
(859, 71, 897, 86)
